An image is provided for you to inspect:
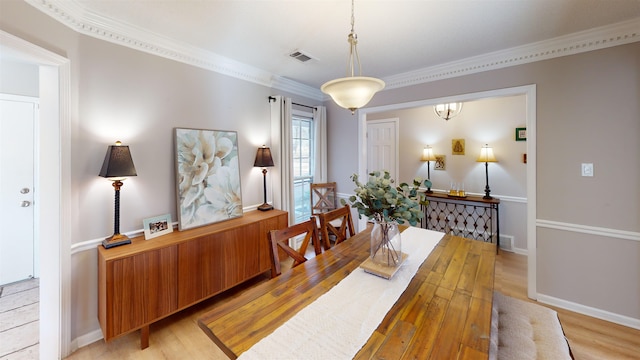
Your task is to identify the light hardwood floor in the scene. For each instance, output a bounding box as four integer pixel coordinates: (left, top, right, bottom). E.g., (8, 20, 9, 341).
(0, 278, 39, 360)
(66, 251, 640, 359)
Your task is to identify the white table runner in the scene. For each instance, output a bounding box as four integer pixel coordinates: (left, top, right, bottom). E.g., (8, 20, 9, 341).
(238, 227, 444, 360)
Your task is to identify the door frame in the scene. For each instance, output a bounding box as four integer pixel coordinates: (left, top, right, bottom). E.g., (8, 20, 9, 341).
(1, 30, 72, 357)
(357, 84, 537, 299)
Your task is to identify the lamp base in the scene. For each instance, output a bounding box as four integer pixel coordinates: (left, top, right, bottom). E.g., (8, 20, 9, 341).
(102, 233, 132, 249)
(257, 203, 273, 211)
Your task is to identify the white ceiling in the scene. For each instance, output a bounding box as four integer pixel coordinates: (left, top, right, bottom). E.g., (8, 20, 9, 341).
(20, 1, 640, 92)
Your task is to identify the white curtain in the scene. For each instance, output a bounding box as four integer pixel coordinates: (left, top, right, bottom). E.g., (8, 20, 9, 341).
(313, 105, 327, 183)
(270, 95, 295, 225)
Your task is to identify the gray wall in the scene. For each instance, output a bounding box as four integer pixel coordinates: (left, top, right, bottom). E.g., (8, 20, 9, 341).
(2, 0, 638, 347)
(0, 59, 38, 95)
(0, 0, 318, 342)
(327, 42, 640, 322)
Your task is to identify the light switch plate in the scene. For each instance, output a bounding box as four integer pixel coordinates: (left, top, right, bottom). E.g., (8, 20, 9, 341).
(581, 163, 593, 177)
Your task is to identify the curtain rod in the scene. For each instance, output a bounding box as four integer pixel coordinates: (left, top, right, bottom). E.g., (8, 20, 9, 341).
(268, 96, 317, 110)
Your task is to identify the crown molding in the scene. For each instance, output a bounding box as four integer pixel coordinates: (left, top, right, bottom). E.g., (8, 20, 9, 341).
(27, 1, 639, 98)
(383, 17, 640, 89)
(26, 0, 324, 100)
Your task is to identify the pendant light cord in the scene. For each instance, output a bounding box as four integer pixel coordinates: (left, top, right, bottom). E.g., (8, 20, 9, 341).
(347, 0, 362, 77)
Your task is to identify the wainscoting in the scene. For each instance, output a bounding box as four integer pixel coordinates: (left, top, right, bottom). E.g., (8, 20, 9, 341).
(0, 278, 39, 359)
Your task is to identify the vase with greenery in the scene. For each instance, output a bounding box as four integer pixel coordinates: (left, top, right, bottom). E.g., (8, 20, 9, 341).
(343, 171, 431, 267)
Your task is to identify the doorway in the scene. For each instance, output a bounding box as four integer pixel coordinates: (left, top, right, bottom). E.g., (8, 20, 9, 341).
(357, 85, 538, 299)
(1, 30, 71, 357)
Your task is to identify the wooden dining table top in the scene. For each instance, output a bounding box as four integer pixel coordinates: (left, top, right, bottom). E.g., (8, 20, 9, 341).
(197, 226, 496, 359)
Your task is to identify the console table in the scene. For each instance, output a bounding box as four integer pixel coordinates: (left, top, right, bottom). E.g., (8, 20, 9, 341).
(97, 209, 287, 349)
(421, 192, 500, 249)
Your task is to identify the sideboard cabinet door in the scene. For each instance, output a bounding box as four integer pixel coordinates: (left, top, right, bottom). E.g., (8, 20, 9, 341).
(100, 246, 177, 340)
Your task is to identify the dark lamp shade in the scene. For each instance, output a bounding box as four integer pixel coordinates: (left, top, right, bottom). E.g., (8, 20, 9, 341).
(99, 143, 137, 178)
(254, 146, 274, 167)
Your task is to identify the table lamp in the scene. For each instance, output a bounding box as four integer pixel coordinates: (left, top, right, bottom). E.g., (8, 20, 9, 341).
(99, 141, 137, 248)
(477, 144, 497, 199)
(254, 145, 274, 211)
(421, 146, 436, 193)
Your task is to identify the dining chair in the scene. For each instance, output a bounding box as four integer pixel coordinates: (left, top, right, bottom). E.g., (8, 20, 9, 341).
(310, 182, 338, 216)
(268, 218, 322, 278)
(317, 204, 356, 249)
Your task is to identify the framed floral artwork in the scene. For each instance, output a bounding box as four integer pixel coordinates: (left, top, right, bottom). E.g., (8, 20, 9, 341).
(174, 128, 243, 230)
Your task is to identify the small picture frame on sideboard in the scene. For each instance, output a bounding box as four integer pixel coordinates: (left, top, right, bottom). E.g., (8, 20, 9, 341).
(143, 214, 173, 240)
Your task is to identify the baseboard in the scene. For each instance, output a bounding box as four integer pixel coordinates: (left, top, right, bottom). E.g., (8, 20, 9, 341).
(71, 328, 103, 353)
(537, 293, 640, 330)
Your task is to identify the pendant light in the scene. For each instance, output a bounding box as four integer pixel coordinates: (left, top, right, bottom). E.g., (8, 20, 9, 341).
(434, 103, 463, 121)
(321, 0, 385, 114)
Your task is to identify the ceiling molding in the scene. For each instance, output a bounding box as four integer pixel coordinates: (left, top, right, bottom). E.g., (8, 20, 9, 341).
(26, 0, 325, 101)
(27, 1, 639, 100)
(383, 17, 640, 89)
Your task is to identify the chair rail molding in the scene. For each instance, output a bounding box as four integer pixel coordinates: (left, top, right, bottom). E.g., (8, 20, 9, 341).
(536, 219, 640, 242)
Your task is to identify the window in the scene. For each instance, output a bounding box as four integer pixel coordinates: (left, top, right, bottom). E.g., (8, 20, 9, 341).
(292, 113, 314, 223)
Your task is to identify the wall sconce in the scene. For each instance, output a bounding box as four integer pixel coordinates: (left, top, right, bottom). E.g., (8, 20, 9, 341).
(99, 141, 137, 248)
(254, 145, 274, 211)
(434, 103, 463, 121)
(476, 144, 497, 199)
(421, 146, 436, 193)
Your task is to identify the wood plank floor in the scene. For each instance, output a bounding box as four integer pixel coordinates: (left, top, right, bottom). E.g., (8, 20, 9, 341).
(65, 251, 640, 359)
(0, 278, 39, 360)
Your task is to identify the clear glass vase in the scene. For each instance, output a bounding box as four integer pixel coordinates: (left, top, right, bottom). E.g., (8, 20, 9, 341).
(370, 220, 402, 267)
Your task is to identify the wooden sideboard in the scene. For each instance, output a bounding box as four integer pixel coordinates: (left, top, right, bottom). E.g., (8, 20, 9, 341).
(97, 209, 288, 348)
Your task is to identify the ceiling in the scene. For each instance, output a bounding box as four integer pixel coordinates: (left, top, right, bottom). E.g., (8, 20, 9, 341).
(19, 1, 640, 91)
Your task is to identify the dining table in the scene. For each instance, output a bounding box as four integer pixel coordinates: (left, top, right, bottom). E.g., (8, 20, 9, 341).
(198, 225, 496, 359)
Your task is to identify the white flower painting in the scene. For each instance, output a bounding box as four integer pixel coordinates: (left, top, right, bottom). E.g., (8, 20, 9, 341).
(174, 128, 243, 230)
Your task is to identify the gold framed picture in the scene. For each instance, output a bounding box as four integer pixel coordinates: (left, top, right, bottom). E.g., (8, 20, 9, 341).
(452, 139, 465, 155)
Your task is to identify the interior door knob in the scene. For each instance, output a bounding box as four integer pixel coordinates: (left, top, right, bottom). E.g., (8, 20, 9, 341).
(21, 201, 31, 207)
(20, 188, 30, 194)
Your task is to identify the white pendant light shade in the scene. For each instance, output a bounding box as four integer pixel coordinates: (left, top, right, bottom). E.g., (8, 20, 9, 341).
(322, 0, 384, 114)
(434, 102, 463, 121)
(321, 76, 385, 113)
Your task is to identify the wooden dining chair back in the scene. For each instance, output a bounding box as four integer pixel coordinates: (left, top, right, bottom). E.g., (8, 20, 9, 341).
(268, 218, 322, 278)
(310, 182, 337, 215)
(318, 204, 356, 249)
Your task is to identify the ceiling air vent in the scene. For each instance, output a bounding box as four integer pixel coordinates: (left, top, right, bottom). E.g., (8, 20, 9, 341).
(289, 50, 314, 63)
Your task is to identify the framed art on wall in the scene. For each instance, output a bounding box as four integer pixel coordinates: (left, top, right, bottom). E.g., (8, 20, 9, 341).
(434, 155, 446, 170)
(452, 139, 465, 155)
(516, 127, 527, 141)
(174, 128, 243, 230)
(143, 214, 173, 240)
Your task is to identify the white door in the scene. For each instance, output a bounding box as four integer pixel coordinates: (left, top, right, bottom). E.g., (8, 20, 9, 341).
(367, 118, 399, 181)
(0, 94, 37, 285)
